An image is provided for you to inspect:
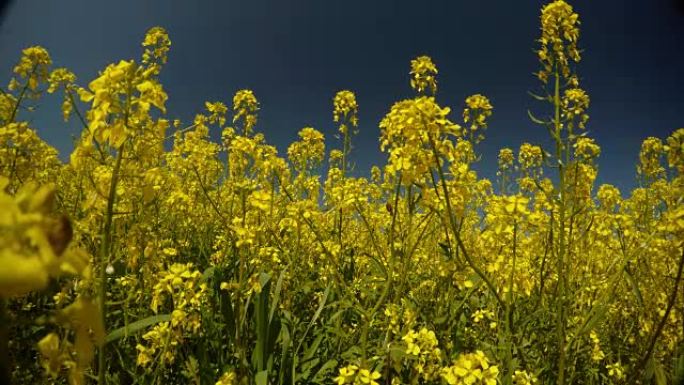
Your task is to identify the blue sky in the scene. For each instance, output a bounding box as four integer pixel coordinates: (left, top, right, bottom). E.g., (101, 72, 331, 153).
(1, 0, 682, 193)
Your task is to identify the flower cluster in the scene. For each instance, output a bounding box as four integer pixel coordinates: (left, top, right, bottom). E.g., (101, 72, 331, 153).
(47, 68, 77, 121)
(518, 143, 544, 174)
(215, 370, 237, 385)
(10, 46, 52, 94)
(288, 127, 326, 172)
(498, 148, 514, 173)
(402, 327, 442, 380)
(463, 94, 493, 143)
(232, 89, 259, 135)
(410, 55, 438, 94)
(637, 137, 665, 179)
(2, 4, 683, 385)
(573, 137, 600, 161)
(0, 180, 88, 297)
(512, 370, 538, 385)
(334, 364, 381, 385)
(561, 87, 590, 131)
(537, 0, 580, 81)
(379, 95, 459, 184)
(137, 263, 207, 368)
(441, 351, 499, 385)
(142, 26, 171, 71)
(664, 128, 684, 173)
(333, 90, 359, 130)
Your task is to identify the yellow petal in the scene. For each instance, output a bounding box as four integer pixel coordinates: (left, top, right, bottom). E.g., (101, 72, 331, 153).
(0, 252, 49, 297)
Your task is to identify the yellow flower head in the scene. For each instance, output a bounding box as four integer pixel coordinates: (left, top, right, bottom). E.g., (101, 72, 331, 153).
(0, 181, 88, 298)
(379, 96, 459, 184)
(513, 370, 538, 385)
(288, 127, 326, 171)
(606, 363, 625, 380)
(561, 88, 590, 130)
(664, 128, 684, 173)
(538, 0, 581, 81)
(13, 46, 52, 91)
(573, 137, 600, 161)
(358, 368, 381, 385)
(333, 90, 359, 128)
(410, 55, 438, 94)
(518, 143, 543, 171)
(596, 184, 621, 211)
(463, 94, 493, 143)
(142, 26, 171, 68)
(334, 363, 359, 385)
(47, 68, 76, 94)
(46, 68, 77, 121)
(215, 370, 237, 385)
(37, 333, 63, 377)
(498, 148, 514, 172)
(638, 137, 665, 179)
(504, 195, 530, 216)
(232, 89, 259, 135)
(441, 351, 499, 385)
(205, 101, 228, 126)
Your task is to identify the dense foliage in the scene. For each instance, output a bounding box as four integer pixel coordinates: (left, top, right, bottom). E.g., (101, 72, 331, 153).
(1, 1, 683, 384)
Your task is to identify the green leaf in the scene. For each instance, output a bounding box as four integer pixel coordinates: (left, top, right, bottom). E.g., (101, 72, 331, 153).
(267, 315, 281, 363)
(255, 370, 268, 385)
(312, 359, 338, 382)
(201, 266, 215, 283)
(645, 355, 656, 380)
(673, 350, 684, 385)
(308, 285, 330, 331)
(527, 109, 548, 125)
(259, 271, 272, 289)
(270, 267, 287, 324)
(278, 322, 293, 384)
(365, 253, 387, 279)
(624, 266, 644, 307)
(527, 91, 550, 102)
(654, 360, 667, 385)
(105, 314, 171, 344)
(295, 284, 331, 356)
(297, 357, 319, 381)
(254, 273, 273, 372)
(303, 333, 325, 362)
(220, 285, 236, 341)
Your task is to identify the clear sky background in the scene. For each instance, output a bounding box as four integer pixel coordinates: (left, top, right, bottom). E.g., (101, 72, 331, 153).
(1, 0, 682, 193)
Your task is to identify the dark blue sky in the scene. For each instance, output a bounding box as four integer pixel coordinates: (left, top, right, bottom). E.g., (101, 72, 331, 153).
(1, 0, 682, 192)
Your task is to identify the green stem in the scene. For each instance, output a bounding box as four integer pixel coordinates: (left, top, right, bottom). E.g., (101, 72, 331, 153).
(628, 247, 684, 384)
(8, 66, 36, 123)
(68, 90, 108, 163)
(427, 134, 504, 308)
(360, 176, 402, 358)
(554, 65, 568, 385)
(338, 126, 350, 245)
(98, 145, 125, 385)
(0, 299, 10, 385)
(504, 221, 518, 385)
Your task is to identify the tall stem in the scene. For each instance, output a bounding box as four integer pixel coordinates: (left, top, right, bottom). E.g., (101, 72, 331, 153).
(8, 66, 36, 124)
(554, 66, 568, 385)
(98, 145, 125, 385)
(360, 176, 401, 358)
(504, 221, 518, 385)
(628, 247, 684, 384)
(0, 299, 10, 385)
(427, 134, 504, 308)
(338, 127, 350, 245)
